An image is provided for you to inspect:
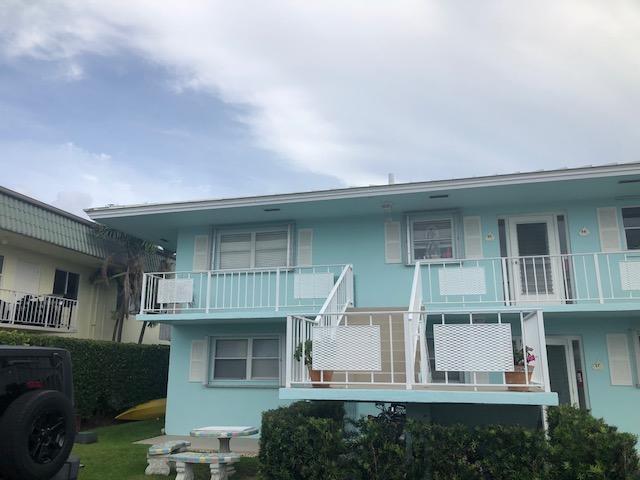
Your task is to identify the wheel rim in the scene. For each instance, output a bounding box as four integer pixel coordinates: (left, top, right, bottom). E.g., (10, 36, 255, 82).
(28, 410, 65, 464)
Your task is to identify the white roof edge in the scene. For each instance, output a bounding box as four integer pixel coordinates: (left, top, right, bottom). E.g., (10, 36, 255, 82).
(86, 162, 640, 219)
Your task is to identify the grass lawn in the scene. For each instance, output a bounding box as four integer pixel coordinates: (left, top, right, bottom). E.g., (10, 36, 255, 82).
(72, 420, 259, 480)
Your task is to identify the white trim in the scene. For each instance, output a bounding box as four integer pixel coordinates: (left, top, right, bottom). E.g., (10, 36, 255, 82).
(86, 162, 640, 219)
(546, 337, 580, 407)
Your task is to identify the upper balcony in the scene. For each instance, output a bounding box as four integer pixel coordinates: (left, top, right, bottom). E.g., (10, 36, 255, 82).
(0, 288, 77, 332)
(413, 251, 640, 310)
(139, 264, 354, 320)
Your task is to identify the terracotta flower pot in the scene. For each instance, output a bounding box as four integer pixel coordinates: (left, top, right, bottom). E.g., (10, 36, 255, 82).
(308, 368, 333, 388)
(505, 365, 534, 391)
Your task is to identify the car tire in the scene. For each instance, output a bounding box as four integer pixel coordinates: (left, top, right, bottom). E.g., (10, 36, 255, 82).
(0, 389, 75, 480)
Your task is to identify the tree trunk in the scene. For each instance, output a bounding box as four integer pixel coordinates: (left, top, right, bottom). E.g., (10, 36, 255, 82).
(138, 321, 148, 344)
(112, 317, 120, 342)
(116, 314, 125, 342)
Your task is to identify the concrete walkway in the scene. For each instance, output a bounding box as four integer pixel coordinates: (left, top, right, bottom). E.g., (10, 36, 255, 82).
(135, 435, 260, 456)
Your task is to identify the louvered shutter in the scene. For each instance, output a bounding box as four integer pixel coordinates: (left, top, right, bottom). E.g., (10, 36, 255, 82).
(606, 334, 633, 386)
(463, 216, 483, 259)
(255, 231, 288, 267)
(192, 234, 211, 271)
(597, 207, 621, 252)
(384, 221, 402, 263)
(189, 339, 207, 383)
(219, 233, 252, 269)
(297, 229, 313, 266)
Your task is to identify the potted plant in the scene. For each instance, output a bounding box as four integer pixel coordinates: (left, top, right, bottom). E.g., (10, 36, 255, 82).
(293, 340, 333, 388)
(505, 346, 536, 391)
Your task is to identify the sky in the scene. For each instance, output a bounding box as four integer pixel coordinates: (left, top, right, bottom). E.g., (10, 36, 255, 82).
(0, 1, 639, 218)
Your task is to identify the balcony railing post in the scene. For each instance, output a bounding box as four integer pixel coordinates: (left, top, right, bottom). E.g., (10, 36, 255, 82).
(285, 316, 293, 388)
(500, 257, 510, 306)
(275, 269, 280, 311)
(140, 273, 148, 314)
(205, 271, 211, 313)
(592, 253, 605, 304)
(403, 313, 415, 390)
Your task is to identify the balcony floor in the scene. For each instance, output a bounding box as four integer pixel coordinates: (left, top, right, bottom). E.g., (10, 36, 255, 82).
(279, 387, 559, 406)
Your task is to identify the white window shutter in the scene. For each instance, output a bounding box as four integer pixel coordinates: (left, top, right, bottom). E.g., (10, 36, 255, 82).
(463, 216, 483, 259)
(597, 208, 621, 252)
(606, 334, 633, 386)
(193, 234, 211, 271)
(189, 339, 207, 383)
(297, 229, 313, 266)
(384, 221, 402, 264)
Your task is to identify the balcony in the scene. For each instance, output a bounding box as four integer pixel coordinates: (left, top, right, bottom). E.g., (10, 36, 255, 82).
(413, 252, 640, 308)
(0, 289, 77, 332)
(140, 264, 354, 318)
(283, 309, 556, 406)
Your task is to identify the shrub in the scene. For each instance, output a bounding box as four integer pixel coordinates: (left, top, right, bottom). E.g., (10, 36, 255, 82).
(259, 401, 345, 480)
(547, 405, 640, 480)
(407, 422, 548, 480)
(0, 330, 169, 418)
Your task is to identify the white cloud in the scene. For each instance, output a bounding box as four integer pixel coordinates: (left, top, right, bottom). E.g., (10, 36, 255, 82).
(1, 0, 640, 187)
(0, 140, 218, 217)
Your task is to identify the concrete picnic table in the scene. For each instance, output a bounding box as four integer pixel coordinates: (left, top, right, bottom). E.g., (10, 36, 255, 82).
(189, 426, 259, 453)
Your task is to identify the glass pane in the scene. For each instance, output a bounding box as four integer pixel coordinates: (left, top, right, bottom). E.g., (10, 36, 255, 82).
(251, 359, 279, 379)
(622, 207, 640, 228)
(413, 220, 452, 241)
(253, 339, 279, 358)
(214, 359, 247, 379)
(215, 339, 248, 358)
(220, 233, 252, 269)
(625, 229, 640, 250)
(53, 270, 67, 296)
(414, 240, 453, 260)
(255, 231, 288, 267)
(516, 223, 550, 256)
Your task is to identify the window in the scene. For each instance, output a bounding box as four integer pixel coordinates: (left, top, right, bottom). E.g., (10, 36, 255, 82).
(210, 337, 280, 382)
(218, 228, 289, 269)
(53, 269, 79, 300)
(159, 324, 172, 342)
(411, 218, 454, 261)
(622, 207, 640, 250)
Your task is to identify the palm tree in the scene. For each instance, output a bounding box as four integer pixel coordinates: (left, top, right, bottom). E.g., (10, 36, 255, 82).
(93, 225, 169, 343)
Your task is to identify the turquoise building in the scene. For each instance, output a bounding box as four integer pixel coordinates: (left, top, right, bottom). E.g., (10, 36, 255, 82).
(87, 163, 640, 438)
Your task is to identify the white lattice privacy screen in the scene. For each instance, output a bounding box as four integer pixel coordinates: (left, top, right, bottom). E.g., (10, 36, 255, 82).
(438, 267, 487, 296)
(433, 324, 514, 372)
(312, 325, 382, 371)
(294, 273, 335, 299)
(620, 261, 640, 291)
(157, 278, 194, 304)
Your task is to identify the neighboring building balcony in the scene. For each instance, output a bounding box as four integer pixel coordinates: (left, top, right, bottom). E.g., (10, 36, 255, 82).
(414, 251, 640, 309)
(0, 288, 77, 332)
(282, 309, 557, 406)
(139, 264, 354, 319)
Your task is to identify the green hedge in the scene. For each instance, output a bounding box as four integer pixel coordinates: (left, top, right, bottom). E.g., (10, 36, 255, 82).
(0, 330, 169, 418)
(259, 403, 640, 480)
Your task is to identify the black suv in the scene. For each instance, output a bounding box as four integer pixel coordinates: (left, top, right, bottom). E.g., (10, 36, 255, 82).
(0, 346, 75, 480)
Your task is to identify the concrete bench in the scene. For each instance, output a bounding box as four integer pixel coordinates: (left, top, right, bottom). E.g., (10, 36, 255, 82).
(169, 451, 240, 480)
(145, 440, 191, 475)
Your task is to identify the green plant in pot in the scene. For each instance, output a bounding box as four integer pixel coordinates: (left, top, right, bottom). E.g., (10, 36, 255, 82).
(506, 345, 536, 391)
(293, 340, 333, 388)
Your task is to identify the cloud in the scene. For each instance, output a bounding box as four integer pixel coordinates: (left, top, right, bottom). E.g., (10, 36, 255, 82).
(1, 0, 640, 187)
(0, 140, 218, 217)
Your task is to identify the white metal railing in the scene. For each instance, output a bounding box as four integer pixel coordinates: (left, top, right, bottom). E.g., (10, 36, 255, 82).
(0, 288, 77, 331)
(415, 252, 640, 307)
(286, 309, 550, 392)
(141, 264, 351, 314)
(315, 264, 354, 326)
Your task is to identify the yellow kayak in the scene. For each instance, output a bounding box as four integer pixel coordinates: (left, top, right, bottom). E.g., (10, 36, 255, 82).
(116, 398, 166, 421)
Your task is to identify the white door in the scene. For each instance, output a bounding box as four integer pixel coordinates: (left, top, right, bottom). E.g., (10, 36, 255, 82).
(545, 337, 580, 407)
(14, 260, 41, 294)
(508, 215, 563, 303)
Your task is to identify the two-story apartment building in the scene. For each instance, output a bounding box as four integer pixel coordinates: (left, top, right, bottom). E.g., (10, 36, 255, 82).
(87, 162, 640, 438)
(0, 186, 172, 344)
